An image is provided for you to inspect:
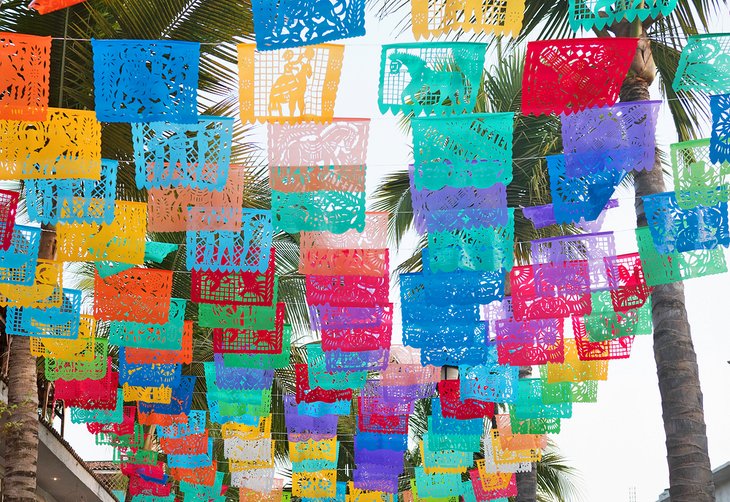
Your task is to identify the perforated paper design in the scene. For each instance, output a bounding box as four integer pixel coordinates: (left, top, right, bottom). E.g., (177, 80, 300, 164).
(411, 181, 507, 235)
(711, 94, 730, 164)
(522, 38, 638, 116)
(299, 248, 388, 276)
(414, 468, 462, 499)
(45, 338, 108, 381)
(300, 212, 388, 250)
(132, 116, 233, 190)
(310, 303, 393, 331)
(673, 34, 730, 94)
(545, 337, 608, 382)
(325, 348, 389, 372)
(584, 291, 652, 341)
(604, 253, 652, 312)
(292, 470, 337, 498)
(26, 159, 117, 225)
(636, 226, 727, 286)
(54, 362, 117, 409)
(568, 0, 678, 31)
(420, 436, 471, 473)
(561, 101, 660, 173)
(212, 357, 274, 390)
(412, 113, 513, 190)
(7, 288, 81, 339)
(401, 270, 503, 306)
(30, 315, 95, 361)
(510, 260, 591, 320)
(0, 225, 40, 286)
(94, 268, 173, 323)
(238, 44, 344, 123)
(212, 304, 286, 353)
(671, 138, 730, 209)
(0, 259, 61, 308)
(221, 325, 291, 369)
(147, 165, 245, 232)
(378, 43, 486, 116)
(460, 359, 518, 403)
(200, 297, 281, 329)
(231, 468, 275, 492)
(167, 437, 214, 469)
(109, 298, 186, 350)
(496, 317, 565, 366)
(573, 316, 634, 360)
(57, 201, 146, 263)
(470, 469, 517, 500)
(547, 153, 624, 225)
(426, 209, 514, 273)
(410, 0, 525, 38)
(306, 274, 389, 306)
(643, 191, 729, 253)
(512, 378, 572, 420)
(268, 119, 369, 167)
(438, 379, 494, 419)
(273, 190, 366, 233)
(192, 254, 275, 306)
(69, 389, 124, 424)
(92, 39, 199, 123)
(0, 33, 50, 120)
(252, 0, 365, 50)
(0, 108, 101, 179)
(186, 211, 273, 272)
(0, 189, 18, 251)
(119, 348, 181, 388)
(531, 231, 616, 290)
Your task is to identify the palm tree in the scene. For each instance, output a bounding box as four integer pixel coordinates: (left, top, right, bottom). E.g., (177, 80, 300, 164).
(0, 0, 263, 497)
(372, 47, 582, 501)
(374, 1, 728, 500)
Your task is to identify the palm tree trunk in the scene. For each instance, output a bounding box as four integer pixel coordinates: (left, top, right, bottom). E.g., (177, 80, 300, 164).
(625, 35, 716, 502)
(2, 225, 55, 500)
(515, 366, 537, 502)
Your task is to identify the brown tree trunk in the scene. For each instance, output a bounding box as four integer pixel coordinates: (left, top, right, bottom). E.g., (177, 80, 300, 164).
(625, 33, 716, 502)
(2, 225, 56, 501)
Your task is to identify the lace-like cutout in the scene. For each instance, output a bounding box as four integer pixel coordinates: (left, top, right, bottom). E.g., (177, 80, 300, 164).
(671, 138, 730, 209)
(523, 199, 618, 232)
(437, 379, 494, 419)
(512, 378, 573, 420)
(561, 101, 660, 173)
(300, 212, 388, 250)
(0, 259, 61, 308)
(404, 322, 489, 367)
(87, 406, 136, 436)
(410, 0, 525, 39)
(161, 432, 211, 457)
(531, 231, 616, 290)
(167, 437, 214, 469)
(494, 413, 547, 450)
(711, 93, 730, 164)
(253, 0, 365, 50)
(212, 356, 274, 390)
(412, 113, 514, 190)
(91, 39, 199, 123)
(169, 461, 218, 487)
(7, 288, 81, 338)
(470, 469, 517, 500)
(569, 0, 678, 31)
(410, 170, 507, 233)
(292, 470, 338, 498)
(69, 389, 124, 425)
(547, 153, 624, 225)
(522, 38, 638, 116)
(231, 468, 275, 492)
(94, 268, 173, 323)
(57, 200, 146, 263)
(186, 210, 273, 273)
(220, 325, 292, 369)
(137, 376, 196, 416)
(238, 44, 344, 123)
(268, 119, 369, 168)
(119, 347, 181, 388)
(495, 317, 565, 366)
(604, 252, 652, 312)
(420, 435, 473, 473)
(26, 159, 117, 225)
(122, 321, 193, 365)
(0, 108, 101, 179)
(414, 468, 462, 499)
(0, 33, 50, 120)
(130, 496, 175, 502)
(636, 226, 727, 286)
(545, 337, 608, 382)
(324, 348, 389, 372)
(378, 43, 487, 116)
(45, 338, 108, 381)
(489, 429, 543, 465)
(510, 260, 591, 320)
(0, 225, 40, 286)
(211, 304, 285, 353)
(426, 209, 514, 273)
(584, 292, 652, 341)
(28, 0, 86, 14)
(0, 189, 18, 251)
(299, 248, 389, 276)
(192, 253, 275, 306)
(673, 34, 730, 94)
(273, 191, 366, 233)
(132, 116, 233, 190)
(146, 165, 245, 232)
(30, 315, 95, 361)
(573, 316, 635, 360)
(309, 303, 393, 331)
(54, 362, 117, 409)
(109, 298, 186, 350)
(460, 359, 518, 404)
(306, 274, 389, 306)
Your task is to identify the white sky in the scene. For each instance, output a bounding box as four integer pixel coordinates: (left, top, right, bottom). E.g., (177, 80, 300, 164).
(61, 6, 730, 502)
